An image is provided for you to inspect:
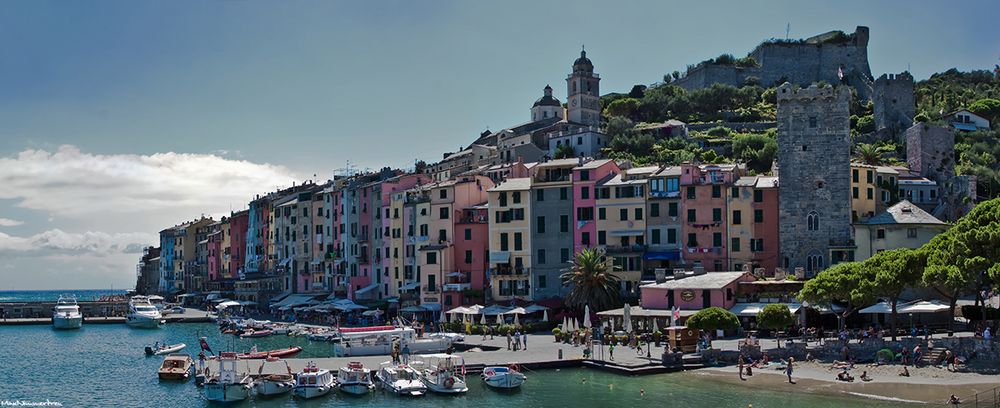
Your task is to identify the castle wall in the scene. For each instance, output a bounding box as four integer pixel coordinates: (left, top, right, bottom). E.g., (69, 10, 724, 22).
(874, 72, 915, 136)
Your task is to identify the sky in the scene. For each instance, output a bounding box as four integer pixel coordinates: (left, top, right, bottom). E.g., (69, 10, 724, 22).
(1, 0, 998, 290)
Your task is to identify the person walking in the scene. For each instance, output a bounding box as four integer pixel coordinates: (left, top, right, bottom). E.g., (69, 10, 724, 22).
(506, 331, 512, 350)
(609, 344, 615, 361)
(514, 330, 522, 351)
(522, 331, 528, 350)
(402, 344, 411, 365)
(786, 357, 795, 383)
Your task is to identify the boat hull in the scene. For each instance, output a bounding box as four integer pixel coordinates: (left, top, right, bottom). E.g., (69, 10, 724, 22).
(338, 382, 375, 395)
(334, 338, 451, 357)
(293, 384, 333, 399)
(423, 379, 469, 394)
(483, 373, 526, 389)
(254, 379, 295, 396)
(204, 383, 251, 402)
(52, 316, 83, 330)
(126, 315, 162, 329)
(378, 381, 426, 396)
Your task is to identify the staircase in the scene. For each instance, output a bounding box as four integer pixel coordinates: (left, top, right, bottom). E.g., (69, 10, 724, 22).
(921, 348, 946, 366)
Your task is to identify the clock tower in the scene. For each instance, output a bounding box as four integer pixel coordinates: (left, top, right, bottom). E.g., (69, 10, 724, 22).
(566, 47, 601, 126)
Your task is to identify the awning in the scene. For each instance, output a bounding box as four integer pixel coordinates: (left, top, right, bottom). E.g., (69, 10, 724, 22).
(729, 303, 802, 317)
(279, 258, 292, 267)
(898, 300, 950, 314)
(270, 294, 318, 309)
(355, 284, 379, 296)
(399, 282, 420, 291)
(489, 251, 511, 264)
(205, 292, 221, 301)
(597, 305, 697, 318)
(216, 300, 241, 309)
(803, 302, 846, 315)
(421, 303, 442, 311)
(952, 122, 978, 131)
(609, 230, 645, 237)
(859, 301, 896, 314)
(400, 305, 428, 313)
(643, 251, 680, 261)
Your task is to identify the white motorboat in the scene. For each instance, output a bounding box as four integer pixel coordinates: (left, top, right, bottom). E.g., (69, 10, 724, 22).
(158, 353, 194, 380)
(481, 364, 527, 389)
(253, 359, 295, 397)
(293, 362, 335, 399)
(375, 362, 426, 397)
(126, 296, 163, 328)
(415, 354, 468, 394)
(51, 295, 83, 329)
(337, 361, 375, 395)
(145, 343, 186, 356)
(204, 352, 252, 402)
(332, 326, 452, 357)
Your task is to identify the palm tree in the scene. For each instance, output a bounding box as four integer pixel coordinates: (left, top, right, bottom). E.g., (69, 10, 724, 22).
(560, 248, 622, 312)
(853, 143, 891, 165)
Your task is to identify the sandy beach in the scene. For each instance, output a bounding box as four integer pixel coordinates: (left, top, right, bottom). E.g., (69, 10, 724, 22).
(697, 361, 999, 404)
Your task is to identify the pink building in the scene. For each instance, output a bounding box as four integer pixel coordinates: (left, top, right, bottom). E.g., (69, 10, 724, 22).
(443, 175, 494, 307)
(229, 210, 248, 280)
(679, 163, 742, 271)
(572, 159, 620, 253)
(640, 271, 754, 311)
(207, 226, 222, 282)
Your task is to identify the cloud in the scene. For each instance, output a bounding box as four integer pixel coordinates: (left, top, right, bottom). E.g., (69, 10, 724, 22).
(0, 145, 299, 218)
(0, 218, 24, 227)
(0, 229, 157, 257)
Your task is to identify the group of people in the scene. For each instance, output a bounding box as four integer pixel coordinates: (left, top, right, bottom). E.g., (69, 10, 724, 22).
(506, 330, 528, 351)
(736, 354, 794, 383)
(389, 338, 412, 364)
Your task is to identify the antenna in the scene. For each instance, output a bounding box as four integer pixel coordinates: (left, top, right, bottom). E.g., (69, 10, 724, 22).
(785, 22, 790, 40)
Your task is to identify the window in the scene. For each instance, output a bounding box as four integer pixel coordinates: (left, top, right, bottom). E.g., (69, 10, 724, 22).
(500, 233, 509, 251)
(619, 208, 628, 221)
(581, 187, 590, 200)
(907, 228, 917, 238)
(536, 216, 546, 233)
(668, 202, 678, 217)
(439, 207, 449, 219)
(853, 187, 859, 199)
(651, 229, 661, 245)
(750, 238, 764, 252)
(581, 232, 591, 246)
(686, 186, 695, 199)
(577, 207, 594, 221)
(633, 208, 643, 220)
(598, 207, 606, 220)
(512, 191, 521, 204)
(438, 229, 447, 242)
(577, 136, 583, 145)
(560, 188, 568, 200)
(731, 237, 740, 252)
(465, 250, 473, 264)
(731, 187, 739, 198)
(732, 210, 742, 225)
(809, 116, 817, 128)
(580, 170, 590, 181)
(686, 233, 698, 247)
(538, 275, 547, 289)
(560, 215, 569, 232)
(667, 228, 677, 244)
(807, 211, 820, 231)
(753, 189, 763, 203)
(866, 170, 873, 184)
(464, 228, 471, 240)
(513, 233, 523, 251)
(807, 254, 824, 271)
(876, 229, 886, 239)
(852, 169, 859, 183)
(537, 249, 546, 264)
(650, 203, 660, 217)
(426, 252, 437, 265)
(712, 208, 722, 222)
(560, 248, 569, 263)
(866, 188, 873, 200)
(536, 189, 545, 201)
(754, 209, 763, 223)
(713, 233, 722, 248)
(439, 189, 447, 199)
(598, 231, 606, 245)
(687, 209, 696, 222)
(712, 185, 721, 198)
(498, 192, 507, 207)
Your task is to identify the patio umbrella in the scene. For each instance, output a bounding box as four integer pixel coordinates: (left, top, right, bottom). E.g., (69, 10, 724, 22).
(652, 317, 659, 333)
(513, 313, 520, 326)
(496, 314, 503, 325)
(439, 310, 447, 323)
(480, 314, 486, 325)
(562, 316, 568, 331)
(583, 305, 592, 328)
(623, 303, 633, 333)
(898, 300, 949, 314)
(542, 309, 549, 322)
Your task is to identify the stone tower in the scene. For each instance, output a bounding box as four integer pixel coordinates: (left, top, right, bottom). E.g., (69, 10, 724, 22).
(776, 83, 854, 275)
(566, 47, 601, 126)
(531, 85, 563, 121)
(873, 72, 915, 137)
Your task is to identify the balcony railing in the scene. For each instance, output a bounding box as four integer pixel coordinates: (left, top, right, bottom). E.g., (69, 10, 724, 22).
(649, 190, 680, 199)
(443, 283, 471, 292)
(424, 285, 438, 293)
(605, 244, 647, 254)
(458, 214, 489, 224)
(491, 266, 529, 276)
(498, 287, 530, 297)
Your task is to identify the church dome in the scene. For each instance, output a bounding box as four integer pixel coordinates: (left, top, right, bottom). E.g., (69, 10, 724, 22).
(573, 49, 593, 72)
(533, 85, 561, 107)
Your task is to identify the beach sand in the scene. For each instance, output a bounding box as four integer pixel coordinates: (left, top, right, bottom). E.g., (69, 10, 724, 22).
(696, 361, 999, 404)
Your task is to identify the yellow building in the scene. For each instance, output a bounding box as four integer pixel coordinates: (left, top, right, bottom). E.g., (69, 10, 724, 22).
(220, 217, 232, 279)
(851, 163, 899, 222)
(854, 200, 949, 260)
(594, 166, 656, 295)
(487, 178, 532, 301)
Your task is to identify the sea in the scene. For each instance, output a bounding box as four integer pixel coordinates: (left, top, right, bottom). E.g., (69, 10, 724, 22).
(0, 289, 128, 302)
(0, 323, 918, 407)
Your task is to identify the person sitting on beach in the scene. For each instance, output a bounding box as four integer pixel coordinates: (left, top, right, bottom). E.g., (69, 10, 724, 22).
(837, 369, 854, 382)
(898, 366, 910, 377)
(948, 394, 962, 405)
(860, 371, 872, 382)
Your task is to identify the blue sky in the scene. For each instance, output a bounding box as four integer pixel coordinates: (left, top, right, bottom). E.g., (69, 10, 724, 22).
(0, 0, 997, 289)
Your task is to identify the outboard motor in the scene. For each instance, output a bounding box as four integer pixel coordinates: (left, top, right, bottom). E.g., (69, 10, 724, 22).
(144, 346, 154, 356)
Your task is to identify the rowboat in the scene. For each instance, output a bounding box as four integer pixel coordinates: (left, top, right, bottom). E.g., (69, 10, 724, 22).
(236, 346, 303, 360)
(146, 343, 186, 356)
(240, 329, 273, 338)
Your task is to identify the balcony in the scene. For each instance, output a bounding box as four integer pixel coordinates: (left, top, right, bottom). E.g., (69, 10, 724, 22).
(491, 266, 529, 276)
(458, 214, 489, 224)
(649, 190, 680, 199)
(829, 238, 857, 249)
(311, 281, 325, 290)
(443, 283, 472, 292)
(424, 285, 439, 293)
(604, 244, 647, 254)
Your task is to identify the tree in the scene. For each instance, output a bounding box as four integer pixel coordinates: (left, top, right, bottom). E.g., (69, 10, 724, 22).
(862, 249, 926, 341)
(924, 198, 1000, 332)
(560, 248, 622, 312)
(732, 133, 777, 174)
(553, 144, 576, 159)
(604, 97, 641, 119)
(686, 307, 740, 344)
(967, 98, 1000, 124)
(800, 261, 875, 330)
(853, 143, 892, 165)
(756, 304, 795, 348)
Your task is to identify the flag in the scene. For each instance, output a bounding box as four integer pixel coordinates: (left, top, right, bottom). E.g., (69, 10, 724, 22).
(251, 345, 258, 354)
(461, 363, 466, 376)
(837, 66, 844, 80)
(199, 337, 213, 354)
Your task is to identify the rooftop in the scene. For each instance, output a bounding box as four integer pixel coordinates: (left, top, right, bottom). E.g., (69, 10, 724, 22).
(641, 271, 750, 290)
(489, 178, 532, 192)
(862, 200, 947, 226)
(574, 158, 615, 171)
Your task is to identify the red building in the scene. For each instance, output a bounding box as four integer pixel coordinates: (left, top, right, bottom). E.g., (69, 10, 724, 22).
(679, 163, 742, 271)
(229, 210, 249, 279)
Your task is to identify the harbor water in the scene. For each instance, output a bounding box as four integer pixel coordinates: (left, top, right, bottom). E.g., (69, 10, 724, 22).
(0, 323, 917, 407)
(0, 289, 128, 302)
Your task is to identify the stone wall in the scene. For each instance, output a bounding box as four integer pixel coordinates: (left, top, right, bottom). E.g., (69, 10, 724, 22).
(873, 72, 915, 138)
(904, 123, 975, 221)
(776, 83, 853, 273)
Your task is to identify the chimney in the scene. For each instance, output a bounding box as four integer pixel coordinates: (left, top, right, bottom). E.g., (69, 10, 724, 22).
(654, 268, 667, 284)
(692, 266, 706, 275)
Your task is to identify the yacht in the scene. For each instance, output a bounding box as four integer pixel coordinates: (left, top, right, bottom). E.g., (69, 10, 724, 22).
(204, 352, 252, 402)
(332, 326, 452, 357)
(51, 295, 83, 329)
(293, 362, 335, 399)
(337, 361, 375, 395)
(415, 354, 468, 394)
(126, 296, 163, 328)
(375, 362, 426, 396)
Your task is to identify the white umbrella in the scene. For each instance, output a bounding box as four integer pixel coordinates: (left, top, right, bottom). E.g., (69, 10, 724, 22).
(859, 301, 895, 314)
(542, 309, 549, 322)
(480, 313, 486, 325)
(438, 310, 447, 323)
(570, 317, 578, 332)
(562, 316, 568, 331)
(898, 300, 950, 314)
(513, 313, 520, 326)
(496, 314, 503, 325)
(583, 305, 592, 329)
(623, 303, 633, 333)
(652, 317, 659, 333)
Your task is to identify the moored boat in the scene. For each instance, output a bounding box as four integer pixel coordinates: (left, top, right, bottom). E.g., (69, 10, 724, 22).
(236, 346, 303, 360)
(253, 359, 295, 397)
(293, 362, 335, 399)
(145, 343, 186, 356)
(204, 352, 252, 402)
(52, 295, 83, 330)
(240, 329, 273, 338)
(481, 364, 527, 389)
(416, 354, 468, 394)
(332, 326, 452, 357)
(157, 353, 194, 380)
(337, 361, 375, 395)
(375, 362, 426, 396)
(126, 296, 163, 329)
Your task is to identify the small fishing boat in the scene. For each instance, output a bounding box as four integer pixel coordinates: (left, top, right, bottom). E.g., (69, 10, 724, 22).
(157, 353, 194, 380)
(236, 346, 303, 360)
(293, 362, 335, 399)
(145, 343, 186, 356)
(204, 352, 252, 402)
(416, 354, 468, 394)
(253, 359, 295, 397)
(375, 362, 426, 396)
(338, 361, 375, 395)
(481, 364, 527, 389)
(52, 295, 83, 330)
(240, 329, 273, 338)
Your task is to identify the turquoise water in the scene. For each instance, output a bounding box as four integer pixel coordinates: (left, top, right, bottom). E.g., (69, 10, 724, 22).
(0, 324, 916, 407)
(0, 289, 128, 302)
